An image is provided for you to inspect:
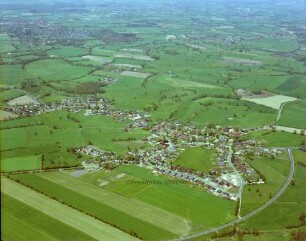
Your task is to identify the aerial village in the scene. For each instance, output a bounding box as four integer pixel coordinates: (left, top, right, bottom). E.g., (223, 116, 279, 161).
(3, 84, 285, 201)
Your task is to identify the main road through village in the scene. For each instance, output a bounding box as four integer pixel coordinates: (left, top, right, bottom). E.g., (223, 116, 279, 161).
(175, 148, 295, 241)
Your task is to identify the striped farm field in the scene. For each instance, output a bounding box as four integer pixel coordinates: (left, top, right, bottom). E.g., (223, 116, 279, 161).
(1, 177, 137, 241)
(10, 173, 178, 240)
(1, 193, 95, 241)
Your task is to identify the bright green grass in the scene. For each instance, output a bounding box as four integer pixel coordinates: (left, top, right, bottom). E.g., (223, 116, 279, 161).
(11, 173, 176, 240)
(0, 41, 15, 53)
(0, 112, 147, 167)
(240, 153, 306, 231)
(116, 165, 236, 232)
(1, 193, 95, 241)
(1, 155, 41, 172)
(189, 98, 276, 128)
(47, 46, 89, 57)
(0, 64, 32, 85)
(25, 59, 94, 81)
(240, 130, 305, 147)
(174, 147, 216, 172)
(241, 157, 289, 215)
(0, 89, 24, 102)
(240, 37, 299, 52)
(277, 100, 306, 129)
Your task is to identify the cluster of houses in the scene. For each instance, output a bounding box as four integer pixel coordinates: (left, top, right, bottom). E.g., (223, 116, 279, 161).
(72, 120, 278, 200)
(4, 93, 280, 201)
(100, 77, 117, 86)
(4, 96, 152, 131)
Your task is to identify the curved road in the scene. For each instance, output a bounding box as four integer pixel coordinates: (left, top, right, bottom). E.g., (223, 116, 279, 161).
(175, 148, 295, 241)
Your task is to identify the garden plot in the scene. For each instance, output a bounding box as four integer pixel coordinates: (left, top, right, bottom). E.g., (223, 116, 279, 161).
(82, 55, 112, 64)
(121, 71, 152, 79)
(115, 53, 155, 61)
(243, 95, 297, 109)
(7, 95, 40, 106)
(223, 57, 263, 65)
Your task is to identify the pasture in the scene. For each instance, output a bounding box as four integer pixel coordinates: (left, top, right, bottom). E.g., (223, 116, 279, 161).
(241, 156, 289, 215)
(174, 147, 216, 172)
(7, 95, 39, 106)
(239, 151, 306, 232)
(25, 59, 94, 81)
(1, 155, 42, 172)
(239, 130, 305, 147)
(115, 53, 155, 61)
(0, 110, 19, 120)
(47, 46, 89, 57)
(121, 71, 152, 79)
(243, 95, 297, 109)
(277, 100, 306, 129)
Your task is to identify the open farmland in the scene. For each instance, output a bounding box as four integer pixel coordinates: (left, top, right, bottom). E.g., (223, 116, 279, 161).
(7, 95, 39, 106)
(1, 155, 41, 172)
(121, 71, 152, 79)
(1, 193, 95, 241)
(223, 57, 263, 66)
(115, 53, 155, 61)
(25, 59, 94, 81)
(160, 77, 222, 89)
(0, 110, 19, 120)
(0, 0, 305, 240)
(243, 95, 298, 109)
(81, 55, 112, 64)
(240, 156, 289, 215)
(113, 63, 142, 69)
(1, 177, 137, 241)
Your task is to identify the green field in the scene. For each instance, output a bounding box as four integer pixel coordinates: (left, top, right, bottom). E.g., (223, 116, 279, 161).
(241, 156, 290, 215)
(239, 130, 305, 147)
(1, 1, 305, 240)
(11, 164, 236, 239)
(174, 147, 216, 172)
(47, 47, 89, 57)
(278, 100, 306, 129)
(239, 151, 306, 232)
(1, 193, 95, 241)
(1, 177, 137, 241)
(0, 112, 147, 167)
(25, 59, 94, 81)
(1, 155, 42, 172)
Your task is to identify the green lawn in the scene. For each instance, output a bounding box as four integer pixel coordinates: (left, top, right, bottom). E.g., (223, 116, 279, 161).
(174, 147, 216, 172)
(1, 155, 42, 172)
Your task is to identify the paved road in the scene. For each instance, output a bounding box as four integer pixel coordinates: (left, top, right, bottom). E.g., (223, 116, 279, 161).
(175, 148, 295, 241)
(226, 146, 245, 197)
